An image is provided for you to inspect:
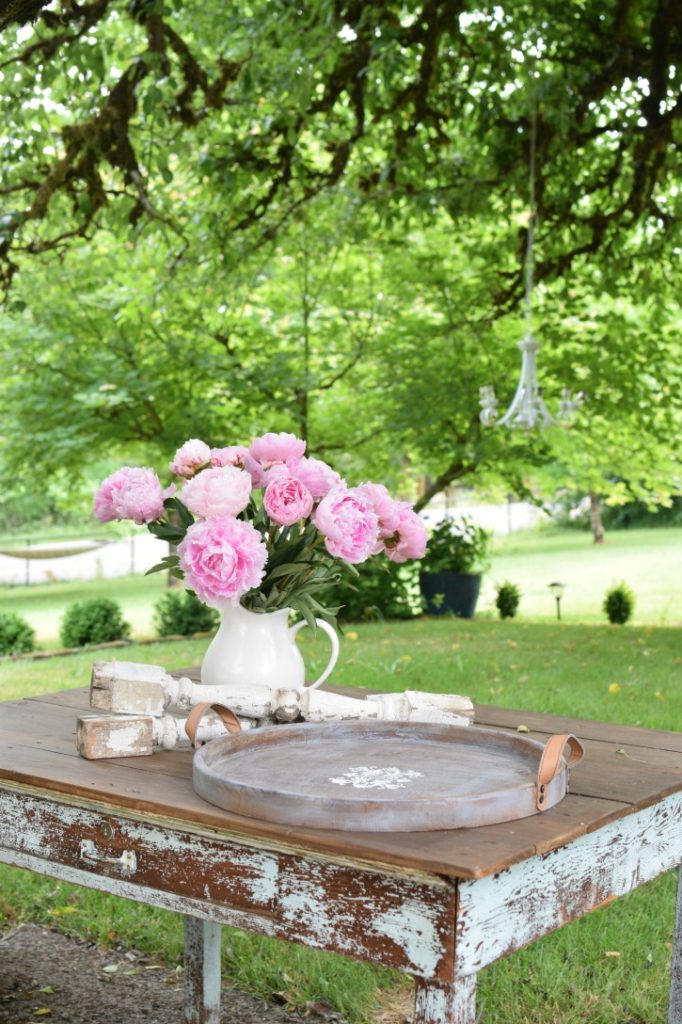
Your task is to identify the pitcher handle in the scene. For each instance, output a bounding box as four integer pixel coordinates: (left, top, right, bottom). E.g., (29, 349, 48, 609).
(290, 618, 340, 690)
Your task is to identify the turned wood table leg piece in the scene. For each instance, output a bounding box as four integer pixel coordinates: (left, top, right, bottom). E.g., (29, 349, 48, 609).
(413, 976, 477, 1024)
(183, 915, 222, 1024)
(670, 865, 682, 1024)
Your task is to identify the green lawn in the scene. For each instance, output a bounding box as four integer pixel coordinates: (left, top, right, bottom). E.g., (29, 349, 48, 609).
(1, 526, 680, 649)
(1, 616, 680, 1023)
(0, 572, 168, 647)
(483, 525, 682, 625)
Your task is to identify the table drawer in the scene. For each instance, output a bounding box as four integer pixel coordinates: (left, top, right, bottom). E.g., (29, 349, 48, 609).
(0, 785, 281, 912)
(0, 785, 455, 978)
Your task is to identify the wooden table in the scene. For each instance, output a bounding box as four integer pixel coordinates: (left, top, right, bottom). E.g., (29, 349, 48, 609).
(0, 683, 680, 1024)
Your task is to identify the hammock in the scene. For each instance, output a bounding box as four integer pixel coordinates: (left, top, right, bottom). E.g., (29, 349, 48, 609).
(0, 540, 113, 560)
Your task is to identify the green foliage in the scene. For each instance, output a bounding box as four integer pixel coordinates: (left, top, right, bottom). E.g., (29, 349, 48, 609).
(60, 598, 130, 647)
(603, 583, 635, 626)
(495, 581, 521, 620)
(601, 496, 682, 530)
(0, 1, 680, 521)
(321, 560, 418, 624)
(1, 1, 680, 299)
(421, 517, 490, 575)
(0, 611, 35, 655)
(153, 590, 219, 637)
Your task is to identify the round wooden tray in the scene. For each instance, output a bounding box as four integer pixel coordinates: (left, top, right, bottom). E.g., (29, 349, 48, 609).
(192, 720, 584, 832)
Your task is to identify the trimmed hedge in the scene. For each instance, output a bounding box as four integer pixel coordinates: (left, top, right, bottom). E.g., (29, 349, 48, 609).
(60, 598, 130, 647)
(0, 612, 36, 655)
(153, 590, 219, 637)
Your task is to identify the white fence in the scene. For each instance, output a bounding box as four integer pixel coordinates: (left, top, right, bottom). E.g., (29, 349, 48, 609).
(420, 500, 546, 535)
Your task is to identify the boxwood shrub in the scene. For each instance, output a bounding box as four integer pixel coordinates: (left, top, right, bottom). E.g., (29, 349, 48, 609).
(60, 598, 130, 647)
(0, 611, 36, 655)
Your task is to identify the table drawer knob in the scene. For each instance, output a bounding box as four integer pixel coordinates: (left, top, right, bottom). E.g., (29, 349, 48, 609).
(79, 839, 137, 876)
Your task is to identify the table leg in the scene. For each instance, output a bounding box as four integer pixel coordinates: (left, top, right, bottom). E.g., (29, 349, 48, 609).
(414, 976, 477, 1024)
(183, 915, 222, 1024)
(670, 866, 682, 1024)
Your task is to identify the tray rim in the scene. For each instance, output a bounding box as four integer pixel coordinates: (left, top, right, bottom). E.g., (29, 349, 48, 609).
(192, 720, 572, 832)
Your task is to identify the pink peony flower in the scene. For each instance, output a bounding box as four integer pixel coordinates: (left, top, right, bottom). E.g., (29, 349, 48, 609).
(261, 463, 291, 487)
(355, 482, 402, 537)
(382, 503, 428, 563)
(263, 475, 314, 526)
(93, 467, 169, 525)
(181, 466, 252, 519)
(249, 431, 306, 468)
(177, 517, 267, 607)
(210, 445, 265, 488)
(169, 438, 211, 478)
(291, 457, 341, 500)
(313, 486, 379, 564)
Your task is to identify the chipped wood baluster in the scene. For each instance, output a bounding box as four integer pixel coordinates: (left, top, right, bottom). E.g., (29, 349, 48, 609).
(670, 865, 682, 1024)
(413, 976, 477, 1024)
(183, 915, 222, 1024)
(90, 660, 474, 726)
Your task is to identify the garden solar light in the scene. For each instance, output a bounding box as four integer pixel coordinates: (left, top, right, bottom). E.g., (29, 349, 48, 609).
(548, 581, 566, 621)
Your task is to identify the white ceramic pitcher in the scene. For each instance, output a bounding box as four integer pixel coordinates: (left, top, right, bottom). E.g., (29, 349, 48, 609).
(200, 603, 339, 691)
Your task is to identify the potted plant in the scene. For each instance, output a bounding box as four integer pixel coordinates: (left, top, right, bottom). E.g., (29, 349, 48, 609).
(419, 516, 490, 618)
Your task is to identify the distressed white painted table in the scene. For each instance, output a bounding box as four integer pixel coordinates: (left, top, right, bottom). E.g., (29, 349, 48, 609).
(0, 683, 680, 1024)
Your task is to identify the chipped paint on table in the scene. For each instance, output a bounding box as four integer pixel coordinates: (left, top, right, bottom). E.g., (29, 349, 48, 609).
(455, 791, 682, 976)
(0, 783, 455, 980)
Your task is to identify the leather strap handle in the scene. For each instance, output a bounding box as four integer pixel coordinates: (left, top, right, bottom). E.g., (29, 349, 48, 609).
(536, 733, 584, 811)
(185, 702, 241, 749)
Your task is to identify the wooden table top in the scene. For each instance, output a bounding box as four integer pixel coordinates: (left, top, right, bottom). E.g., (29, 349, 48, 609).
(0, 684, 680, 880)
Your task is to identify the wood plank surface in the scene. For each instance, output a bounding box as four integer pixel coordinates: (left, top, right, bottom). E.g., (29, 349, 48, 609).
(0, 686, 680, 880)
(473, 703, 682, 753)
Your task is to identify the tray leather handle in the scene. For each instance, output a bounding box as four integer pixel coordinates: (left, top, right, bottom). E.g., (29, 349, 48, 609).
(536, 733, 584, 812)
(185, 702, 242, 749)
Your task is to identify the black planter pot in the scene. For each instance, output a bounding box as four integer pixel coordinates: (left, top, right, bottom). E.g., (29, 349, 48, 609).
(419, 571, 482, 619)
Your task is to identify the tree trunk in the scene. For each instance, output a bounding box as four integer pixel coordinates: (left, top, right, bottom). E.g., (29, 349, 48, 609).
(589, 491, 605, 544)
(413, 463, 475, 513)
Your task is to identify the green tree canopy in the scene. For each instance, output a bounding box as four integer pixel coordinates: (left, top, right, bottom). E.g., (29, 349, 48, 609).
(1, 1, 680, 300)
(1, 1, 680, 516)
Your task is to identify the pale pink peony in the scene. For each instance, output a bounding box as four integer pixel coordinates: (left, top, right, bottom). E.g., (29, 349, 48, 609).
(263, 475, 314, 526)
(382, 503, 428, 563)
(291, 457, 341, 500)
(313, 486, 379, 564)
(355, 482, 402, 537)
(210, 445, 265, 487)
(169, 438, 211, 478)
(177, 517, 267, 607)
(93, 467, 169, 525)
(261, 463, 291, 487)
(249, 431, 306, 467)
(181, 466, 252, 520)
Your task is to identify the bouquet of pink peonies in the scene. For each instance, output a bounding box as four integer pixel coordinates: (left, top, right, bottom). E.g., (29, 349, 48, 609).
(94, 432, 427, 627)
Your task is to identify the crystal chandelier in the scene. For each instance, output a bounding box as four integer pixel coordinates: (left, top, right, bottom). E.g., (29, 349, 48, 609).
(479, 61, 582, 431)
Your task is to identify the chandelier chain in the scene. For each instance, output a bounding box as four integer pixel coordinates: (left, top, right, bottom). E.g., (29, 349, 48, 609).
(524, 52, 538, 333)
